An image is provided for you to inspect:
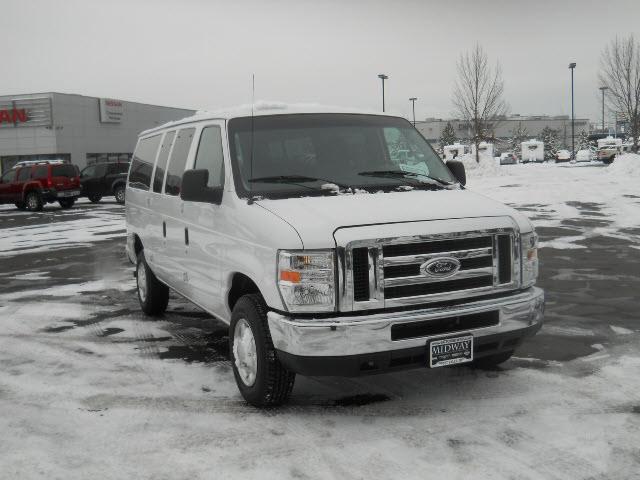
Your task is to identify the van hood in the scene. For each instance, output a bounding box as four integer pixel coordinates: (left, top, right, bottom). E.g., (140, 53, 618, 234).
(256, 189, 533, 249)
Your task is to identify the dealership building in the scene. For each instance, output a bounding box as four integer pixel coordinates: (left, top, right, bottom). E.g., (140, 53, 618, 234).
(0, 92, 194, 174)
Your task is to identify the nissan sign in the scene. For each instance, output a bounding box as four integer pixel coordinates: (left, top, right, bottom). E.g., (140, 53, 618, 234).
(99, 98, 124, 123)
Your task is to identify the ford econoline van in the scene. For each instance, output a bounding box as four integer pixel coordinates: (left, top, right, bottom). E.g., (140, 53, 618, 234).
(125, 104, 544, 406)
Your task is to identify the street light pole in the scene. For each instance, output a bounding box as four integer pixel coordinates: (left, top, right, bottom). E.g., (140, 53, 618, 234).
(569, 63, 576, 158)
(599, 86, 608, 133)
(378, 74, 388, 112)
(409, 97, 417, 125)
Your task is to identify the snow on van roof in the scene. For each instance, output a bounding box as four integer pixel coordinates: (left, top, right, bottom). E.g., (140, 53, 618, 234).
(139, 101, 404, 136)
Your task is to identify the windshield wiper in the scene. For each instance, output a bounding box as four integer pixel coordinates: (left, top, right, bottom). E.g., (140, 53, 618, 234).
(248, 175, 351, 189)
(357, 170, 451, 186)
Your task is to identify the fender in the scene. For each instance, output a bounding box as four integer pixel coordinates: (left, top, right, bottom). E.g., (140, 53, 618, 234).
(20, 181, 43, 201)
(110, 176, 127, 194)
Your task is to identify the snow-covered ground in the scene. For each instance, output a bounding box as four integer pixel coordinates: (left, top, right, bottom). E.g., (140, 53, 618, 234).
(1, 160, 639, 479)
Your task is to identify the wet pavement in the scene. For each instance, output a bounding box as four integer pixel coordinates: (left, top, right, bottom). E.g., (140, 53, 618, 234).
(1, 195, 639, 479)
(1, 199, 637, 368)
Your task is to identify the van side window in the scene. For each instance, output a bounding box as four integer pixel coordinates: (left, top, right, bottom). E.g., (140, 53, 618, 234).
(164, 128, 195, 196)
(129, 135, 161, 190)
(18, 167, 32, 181)
(153, 131, 175, 193)
(194, 126, 225, 189)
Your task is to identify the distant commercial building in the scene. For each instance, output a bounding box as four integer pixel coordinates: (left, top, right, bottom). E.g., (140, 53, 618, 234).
(415, 115, 590, 149)
(0, 92, 194, 173)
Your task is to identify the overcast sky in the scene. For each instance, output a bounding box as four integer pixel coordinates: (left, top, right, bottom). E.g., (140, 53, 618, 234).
(3, 0, 639, 122)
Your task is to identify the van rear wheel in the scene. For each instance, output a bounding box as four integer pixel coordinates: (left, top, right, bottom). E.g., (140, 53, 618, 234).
(136, 251, 169, 316)
(230, 294, 295, 407)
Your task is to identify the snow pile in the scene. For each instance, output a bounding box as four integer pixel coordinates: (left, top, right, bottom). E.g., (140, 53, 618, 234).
(459, 153, 503, 178)
(607, 153, 640, 177)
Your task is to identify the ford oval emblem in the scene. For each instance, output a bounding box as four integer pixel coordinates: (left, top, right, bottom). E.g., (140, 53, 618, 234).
(420, 257, 461, 278)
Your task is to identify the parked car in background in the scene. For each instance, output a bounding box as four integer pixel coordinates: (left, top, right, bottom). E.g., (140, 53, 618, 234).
(499, 152, 518, 165)
(597, 145, 619, 164)
(0, 160, 80, 211)
(575, 149, 594, 162)
(556, 150, 571, 162)
(126, 105, 544, 407)
(80, 162, 129, 204)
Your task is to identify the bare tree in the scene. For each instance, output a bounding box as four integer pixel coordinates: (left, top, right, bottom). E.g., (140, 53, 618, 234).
(599, 35, 640, 152)
(453, 44, 508, 163)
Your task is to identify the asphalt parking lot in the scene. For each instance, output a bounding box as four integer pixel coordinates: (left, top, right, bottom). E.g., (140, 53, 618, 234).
(2, 197, 637, 363)
(1, 186, 639, 479)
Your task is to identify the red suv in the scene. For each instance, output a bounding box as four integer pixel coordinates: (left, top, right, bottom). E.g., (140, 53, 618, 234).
(0, 160, 81, 211)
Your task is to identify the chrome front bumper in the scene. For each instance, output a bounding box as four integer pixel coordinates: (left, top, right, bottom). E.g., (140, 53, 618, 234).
(268, 287, 544, 357)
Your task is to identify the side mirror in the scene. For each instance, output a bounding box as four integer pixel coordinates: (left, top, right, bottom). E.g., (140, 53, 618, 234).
(446, 160, 466, 186)
(180, 169, 223, 204)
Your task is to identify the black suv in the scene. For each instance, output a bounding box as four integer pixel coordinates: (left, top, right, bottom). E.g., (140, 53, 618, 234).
(80, 162, 129, 204)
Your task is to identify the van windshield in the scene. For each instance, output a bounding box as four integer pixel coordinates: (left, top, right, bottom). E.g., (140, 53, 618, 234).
(228, 114, 455, 199)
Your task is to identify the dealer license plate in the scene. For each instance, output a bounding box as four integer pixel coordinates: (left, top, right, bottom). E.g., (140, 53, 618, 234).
(58, 190, 80, 198)
(429, 334, 473, 368)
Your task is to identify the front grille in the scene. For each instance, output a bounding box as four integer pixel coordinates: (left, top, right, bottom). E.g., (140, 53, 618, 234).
(349, 231, 517, 310)
(384, 255, 493, 279)
(385, 275, 494, 299)
(391, 310, 499, 340)
(382, 236, 492, 257)
(352, 248, 370, 301)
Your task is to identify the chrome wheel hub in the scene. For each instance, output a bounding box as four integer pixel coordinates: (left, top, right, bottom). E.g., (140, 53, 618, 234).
(137, 261, 147, 302)
(116, 189, 125, 202)
(233, 318, 257, 387)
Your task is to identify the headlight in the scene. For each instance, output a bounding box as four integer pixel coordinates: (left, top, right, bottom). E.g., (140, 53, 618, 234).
(521, 231, 538, 288)
(277, 250, 336, 312)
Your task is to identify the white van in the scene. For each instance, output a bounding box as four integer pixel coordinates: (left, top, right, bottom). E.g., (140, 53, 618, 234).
(126, 104, 544, 406)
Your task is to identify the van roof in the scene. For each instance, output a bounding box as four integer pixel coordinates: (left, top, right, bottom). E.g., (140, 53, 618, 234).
(139, 102, 405, 137)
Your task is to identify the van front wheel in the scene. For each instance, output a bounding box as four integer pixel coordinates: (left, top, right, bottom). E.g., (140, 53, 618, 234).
(230, 294, 295, 407)
(136, 251, 169, 316)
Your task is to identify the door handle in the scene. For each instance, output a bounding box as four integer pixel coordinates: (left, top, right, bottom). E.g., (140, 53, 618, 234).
(162, 221, 166, 238)
(184, 227, 189, 246)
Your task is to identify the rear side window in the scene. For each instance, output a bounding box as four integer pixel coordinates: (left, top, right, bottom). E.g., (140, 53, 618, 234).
(94, 164, 107, 177)
(33, 166, 48, 179)
(18, 167, 32, 181)
(164, 128, 195, 196)
(194, 126, 225, 189)
(52, 164, 78, 177)
(129, 135, 161, 190)
(153, 131, 176, 193)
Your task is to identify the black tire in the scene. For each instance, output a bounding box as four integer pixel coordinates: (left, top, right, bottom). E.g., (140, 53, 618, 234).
(602, 156, 615, 165)
(471, 351, 514, 369)
(58, 198, 76, 209)
(25, 191, 43, 212)
(114, 184, 125, 204)
(229, 294, 295, 407)
(135, 251, 169, 316)
(88, 194, 102, 203)
(14, 201, 26, 210)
